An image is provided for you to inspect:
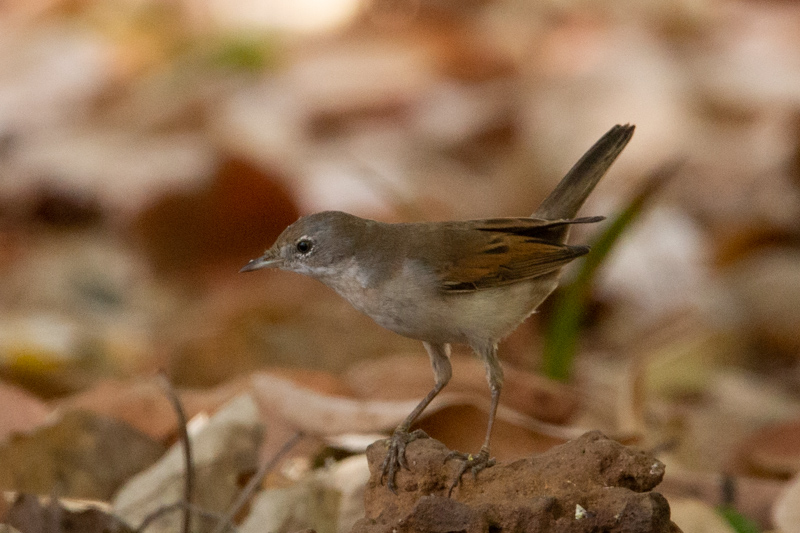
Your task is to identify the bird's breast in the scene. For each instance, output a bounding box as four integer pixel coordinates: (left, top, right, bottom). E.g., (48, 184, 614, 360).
(319, 258, 561, 345)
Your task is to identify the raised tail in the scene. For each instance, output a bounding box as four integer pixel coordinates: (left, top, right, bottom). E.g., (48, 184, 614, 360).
(533, 124, 635, 221)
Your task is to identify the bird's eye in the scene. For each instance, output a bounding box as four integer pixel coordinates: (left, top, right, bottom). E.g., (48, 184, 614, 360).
(296, 239, 313, 254)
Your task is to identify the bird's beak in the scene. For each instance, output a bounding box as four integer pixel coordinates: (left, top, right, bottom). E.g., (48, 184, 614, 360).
(240, 251, 283, 273)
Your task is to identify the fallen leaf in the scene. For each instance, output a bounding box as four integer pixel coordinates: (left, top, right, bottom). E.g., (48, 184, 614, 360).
(252, 372, 420, 436)
(112, 393, 263, 531)
(0, 380, 51, 442)
(773, 471, 800, 533)
(722, 248, 800, 357)
(669, 498, 736, 533)
(0, 411, 164, 500)
(132, 154, 300, 279)
(55, 376, 251, 442)
(415, 404, 566, 461)
(3, 494, 132, 533)
(659, 465, 783, 529)
(344, 353, 578, 424)
(251, 372, 593, 459)
(239, 474, 340, 533)
(733, 418, 800, 478)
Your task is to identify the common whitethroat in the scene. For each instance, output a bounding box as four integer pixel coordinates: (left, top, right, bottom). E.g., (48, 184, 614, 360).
(242, 124, 635, 494)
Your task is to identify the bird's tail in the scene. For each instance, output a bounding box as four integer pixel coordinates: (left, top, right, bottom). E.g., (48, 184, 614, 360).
(533, 124, 635, 221)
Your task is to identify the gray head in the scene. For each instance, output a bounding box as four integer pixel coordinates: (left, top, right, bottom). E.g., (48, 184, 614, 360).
(240, 211, 367, 277)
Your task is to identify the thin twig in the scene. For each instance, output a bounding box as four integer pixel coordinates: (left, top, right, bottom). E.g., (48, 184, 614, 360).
(158, 372, 194, 533)
(136, 502, 181, 532)
(211, 432, 304, 533)
(137, 502, 232, 533)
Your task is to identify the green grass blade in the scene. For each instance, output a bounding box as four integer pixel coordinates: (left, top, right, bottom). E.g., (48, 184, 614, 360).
(717, 506, 760, 533)
(542, 161, 682, 381)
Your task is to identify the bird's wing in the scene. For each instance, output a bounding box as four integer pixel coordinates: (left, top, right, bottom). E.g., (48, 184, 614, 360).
(467, 215, 603, 237)
(436, 220, 593, 292)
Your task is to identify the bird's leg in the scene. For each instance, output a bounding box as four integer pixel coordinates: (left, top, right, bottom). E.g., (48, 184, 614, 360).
(381, 342, 452, 493)
(446, 342, 502, 496)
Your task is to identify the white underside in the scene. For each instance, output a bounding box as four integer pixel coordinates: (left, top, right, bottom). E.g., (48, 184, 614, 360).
(312, 257, 560, 347)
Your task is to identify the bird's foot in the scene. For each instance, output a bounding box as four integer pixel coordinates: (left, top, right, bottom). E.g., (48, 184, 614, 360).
(444, 447, 496, 497)
(380, 428, 429, 493)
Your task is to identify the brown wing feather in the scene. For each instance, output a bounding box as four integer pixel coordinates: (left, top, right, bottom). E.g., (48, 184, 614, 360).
(467, 216, 603, 236)
(438, 235, 590, 292)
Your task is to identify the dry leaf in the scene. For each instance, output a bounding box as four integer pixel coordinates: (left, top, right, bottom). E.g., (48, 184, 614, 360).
(3, 494, 132, 533)
(0, 381, 51, 442)
(252, 372, 591, 461)
(0, 411, 164, 500)
(722, 248, 800, 357)
(344, 353, 578, 424)
(132, 154, 300, 278)
(112, 394, 263, 530)
(669, 498, 735, 533)
(733, 418, 800, 478)
(251, 372, 420, 436)
(55, 376, 251, 442)
(659, 465, 783, 529)
(774, 471, 800, 533)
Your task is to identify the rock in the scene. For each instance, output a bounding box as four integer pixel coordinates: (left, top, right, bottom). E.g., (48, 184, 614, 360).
(353, 431, 680, 533)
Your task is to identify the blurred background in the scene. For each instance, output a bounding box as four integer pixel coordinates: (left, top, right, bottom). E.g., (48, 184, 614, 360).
(1, 0, 800, 530)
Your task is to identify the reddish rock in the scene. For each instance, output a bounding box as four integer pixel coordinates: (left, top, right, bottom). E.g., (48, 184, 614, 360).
(353, 431, 681, 533)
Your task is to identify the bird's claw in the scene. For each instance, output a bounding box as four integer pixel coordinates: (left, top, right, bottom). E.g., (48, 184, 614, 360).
(444, 448, 495, 497)
(379, 428, 429, 493)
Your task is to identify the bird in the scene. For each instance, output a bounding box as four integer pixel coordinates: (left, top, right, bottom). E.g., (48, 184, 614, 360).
(241, 124, 635, 493)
